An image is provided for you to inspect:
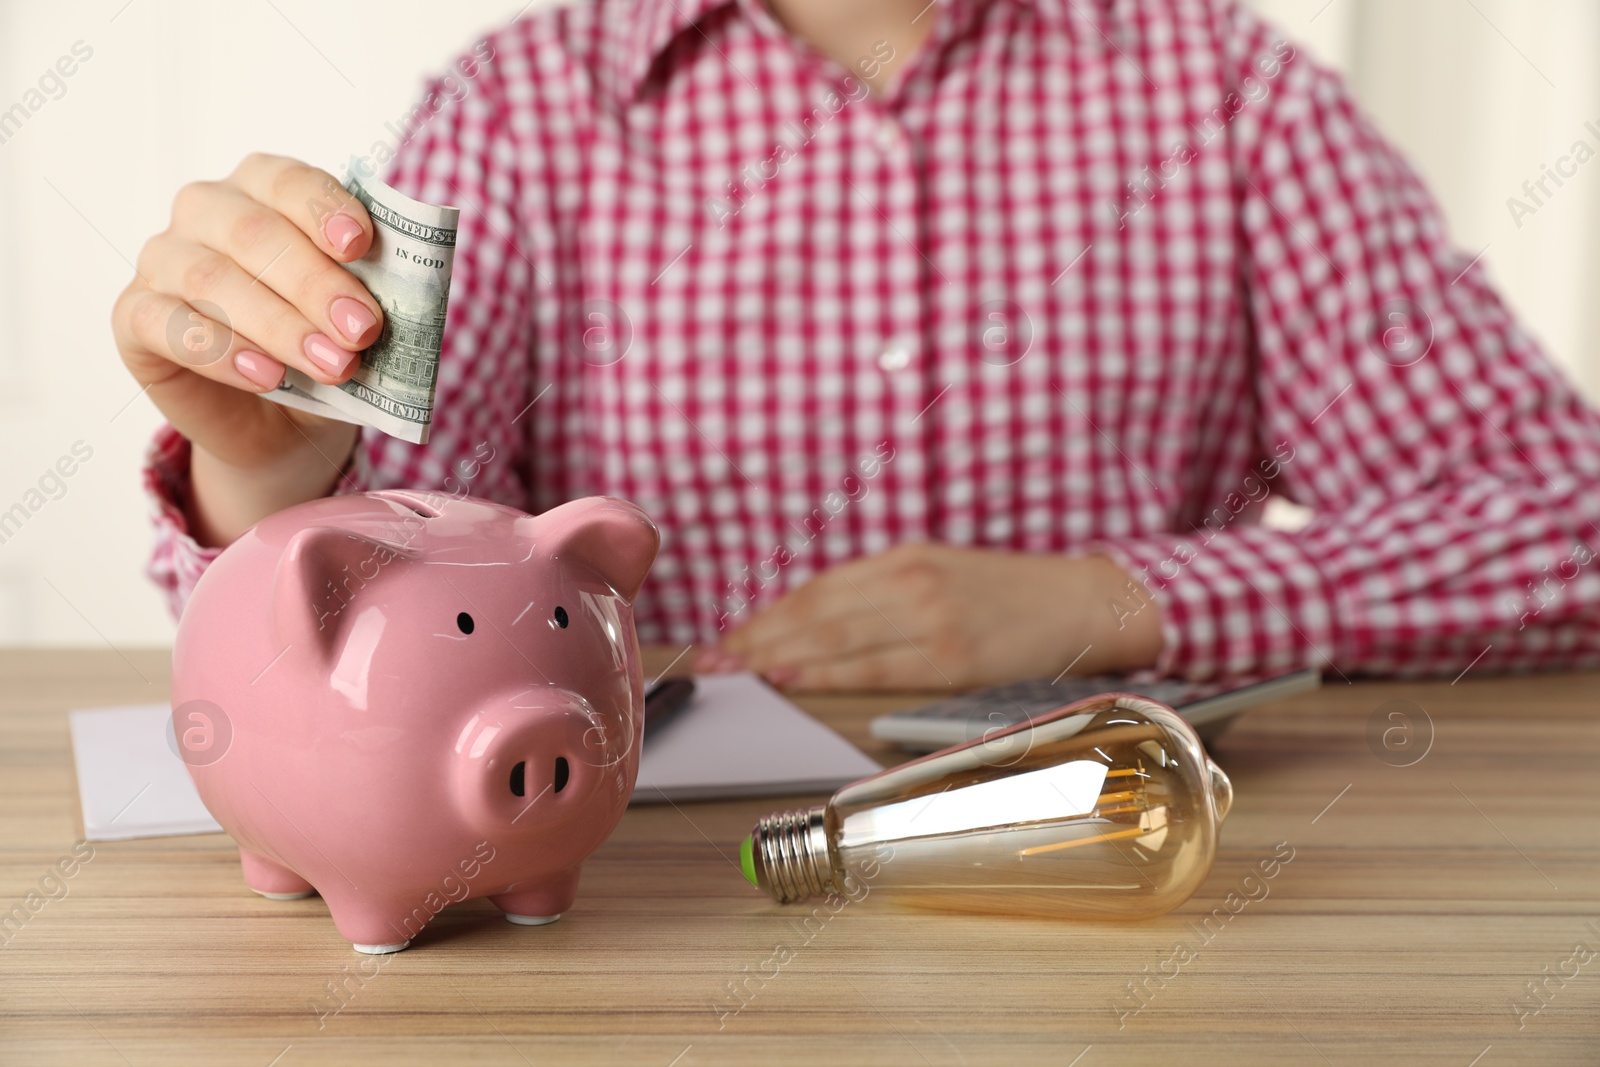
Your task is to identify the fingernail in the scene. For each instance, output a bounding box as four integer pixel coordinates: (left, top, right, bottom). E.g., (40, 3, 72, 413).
(234, 349, 284, 390)
(330, 297, 377, 344)
(324, 213, 363, 254)
(764, 666, 798, 687)
(304, 333, 355, 376)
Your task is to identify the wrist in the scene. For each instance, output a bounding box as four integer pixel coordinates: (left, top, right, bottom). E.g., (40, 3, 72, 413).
(188, 423, 359, 547)
(1070, 553, 1163, 675)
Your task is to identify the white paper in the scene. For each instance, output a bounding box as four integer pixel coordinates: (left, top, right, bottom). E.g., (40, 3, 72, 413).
(68, 705, 223, 841)
(68, 673, 881, 840)
(633, 672, 883, 803)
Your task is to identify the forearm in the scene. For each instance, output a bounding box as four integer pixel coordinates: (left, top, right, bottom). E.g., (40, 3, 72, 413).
(188, 421, 360, 547)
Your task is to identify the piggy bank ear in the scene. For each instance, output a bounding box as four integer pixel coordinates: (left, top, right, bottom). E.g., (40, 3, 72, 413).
(274, 526, 402, 659)
(531, 498, 660, 604)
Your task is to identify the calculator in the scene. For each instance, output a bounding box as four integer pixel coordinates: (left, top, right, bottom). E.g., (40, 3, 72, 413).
(869, 668, 1321, 751)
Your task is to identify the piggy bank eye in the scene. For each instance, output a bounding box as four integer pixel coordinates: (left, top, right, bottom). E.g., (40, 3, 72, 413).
(553, 605, 569, 629)
(457, 612, 475, 635)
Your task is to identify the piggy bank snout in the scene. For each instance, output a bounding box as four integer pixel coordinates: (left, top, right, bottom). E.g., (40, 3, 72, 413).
(453, 692, 623, 830)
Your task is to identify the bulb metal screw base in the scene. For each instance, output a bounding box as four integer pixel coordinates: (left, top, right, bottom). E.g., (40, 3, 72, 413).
(748, 806, 835, 904)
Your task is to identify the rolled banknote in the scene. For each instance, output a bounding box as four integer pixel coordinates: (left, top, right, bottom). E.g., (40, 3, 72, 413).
(266, 158, 459, 445)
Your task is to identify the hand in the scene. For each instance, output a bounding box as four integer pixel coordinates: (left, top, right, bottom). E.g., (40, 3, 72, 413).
(112, 153, 383, 544)
(698, 543, 1164, 691)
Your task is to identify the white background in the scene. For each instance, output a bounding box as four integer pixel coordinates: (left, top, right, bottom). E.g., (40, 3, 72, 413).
(1, 0, 1596, 648)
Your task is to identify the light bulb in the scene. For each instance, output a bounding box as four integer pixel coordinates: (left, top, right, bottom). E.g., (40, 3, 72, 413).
(740, 693, 1233, 920)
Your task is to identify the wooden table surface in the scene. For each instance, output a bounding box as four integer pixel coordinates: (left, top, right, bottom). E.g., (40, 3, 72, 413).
(1, 648, 1597, 1066)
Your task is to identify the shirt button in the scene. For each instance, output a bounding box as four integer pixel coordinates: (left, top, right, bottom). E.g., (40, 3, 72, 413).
(874, 119, 901, 152)
(877, 338, 913, 372)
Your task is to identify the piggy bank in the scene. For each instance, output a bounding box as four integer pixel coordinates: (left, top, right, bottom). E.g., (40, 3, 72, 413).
(170, 489, 659, 953)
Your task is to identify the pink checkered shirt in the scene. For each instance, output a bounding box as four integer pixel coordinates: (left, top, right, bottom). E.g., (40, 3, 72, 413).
(144, 0, 1600, 681)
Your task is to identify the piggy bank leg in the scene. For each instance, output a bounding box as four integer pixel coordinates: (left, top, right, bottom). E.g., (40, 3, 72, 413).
(491, 865, 582, 926)
(317, 890, 420, 954)
(239, 848, 315, 900)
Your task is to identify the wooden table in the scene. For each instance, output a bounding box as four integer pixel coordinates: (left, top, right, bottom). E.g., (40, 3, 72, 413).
(2, 648, 1597, 1065)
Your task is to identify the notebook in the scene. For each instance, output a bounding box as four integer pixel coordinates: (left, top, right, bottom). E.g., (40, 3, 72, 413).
(632, 671, 883, 802)
(67, 672, 882, 840)
(68, 704, 222, 841)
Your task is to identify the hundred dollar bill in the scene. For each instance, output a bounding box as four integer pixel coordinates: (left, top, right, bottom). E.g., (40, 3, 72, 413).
(266, 157, 459, 445)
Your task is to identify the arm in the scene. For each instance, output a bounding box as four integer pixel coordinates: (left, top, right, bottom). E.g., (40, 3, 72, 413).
(139, 33, 536, 615)
(1092, 4, 1600, 680)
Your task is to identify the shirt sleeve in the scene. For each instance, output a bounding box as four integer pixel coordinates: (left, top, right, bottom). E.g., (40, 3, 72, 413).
(141, 33, 535, 619)
(1093, 3, 1600, 681)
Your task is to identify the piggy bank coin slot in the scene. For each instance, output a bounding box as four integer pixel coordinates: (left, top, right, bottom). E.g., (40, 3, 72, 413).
(373, 490, 440, 518)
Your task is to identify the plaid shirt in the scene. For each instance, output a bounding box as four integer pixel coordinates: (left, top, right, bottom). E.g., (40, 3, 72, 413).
(144, 0, 1600, 681)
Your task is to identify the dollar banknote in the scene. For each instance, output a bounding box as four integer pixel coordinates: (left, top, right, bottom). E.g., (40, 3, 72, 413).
(266, 158, 459, 445)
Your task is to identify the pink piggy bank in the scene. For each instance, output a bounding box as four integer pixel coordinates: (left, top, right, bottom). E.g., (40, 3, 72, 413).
(170, 489, 659, 953)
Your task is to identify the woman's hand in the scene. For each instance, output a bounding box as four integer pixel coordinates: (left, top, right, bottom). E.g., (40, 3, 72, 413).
(112, 153, 383, 545)
(698, 543, 1164, 691)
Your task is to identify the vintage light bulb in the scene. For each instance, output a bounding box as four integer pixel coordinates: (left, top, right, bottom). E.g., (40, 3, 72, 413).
(740, 694, 1233, 919)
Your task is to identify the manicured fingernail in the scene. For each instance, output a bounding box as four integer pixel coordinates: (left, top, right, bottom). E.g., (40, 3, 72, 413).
(234, 349, 284, 390)
(324, 213, 363, 254)
(304, 333, 355, 375)
(330, 297, 377, 344)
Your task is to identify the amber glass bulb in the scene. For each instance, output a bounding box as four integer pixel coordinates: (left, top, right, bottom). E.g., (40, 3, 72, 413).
(741, 694, 1233, 920)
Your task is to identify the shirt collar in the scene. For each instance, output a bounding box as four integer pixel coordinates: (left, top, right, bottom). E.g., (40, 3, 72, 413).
(607, 0, 741, 104)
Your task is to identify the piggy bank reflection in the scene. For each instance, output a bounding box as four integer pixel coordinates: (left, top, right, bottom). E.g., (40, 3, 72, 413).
(171, 490, 659, 953)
